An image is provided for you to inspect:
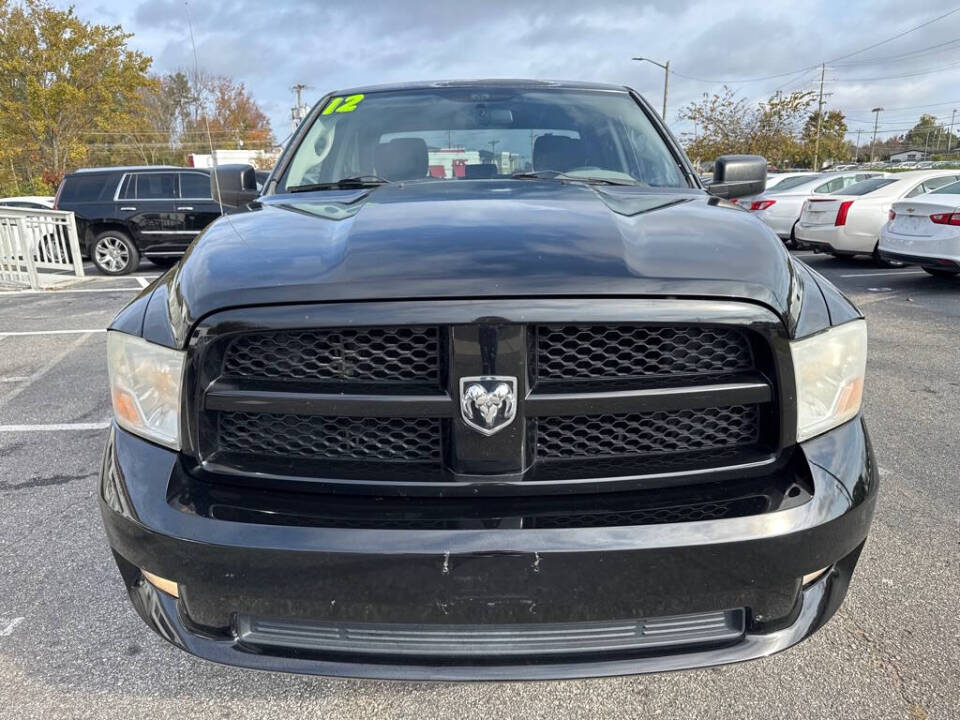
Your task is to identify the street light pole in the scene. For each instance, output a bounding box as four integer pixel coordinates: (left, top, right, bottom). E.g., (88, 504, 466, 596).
(632, 57, 670, 121)
(949, 109, 957, 155)
(870, 107, 883, 163)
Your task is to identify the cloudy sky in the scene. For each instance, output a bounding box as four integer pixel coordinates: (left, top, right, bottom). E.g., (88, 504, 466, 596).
(75, 0, 960, 147)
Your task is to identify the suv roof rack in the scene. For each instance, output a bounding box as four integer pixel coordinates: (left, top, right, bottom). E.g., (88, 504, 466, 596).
(73, 165, 181, 174)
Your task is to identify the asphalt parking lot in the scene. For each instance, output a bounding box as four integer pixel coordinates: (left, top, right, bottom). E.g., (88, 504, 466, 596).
(0, 252, 957, 720)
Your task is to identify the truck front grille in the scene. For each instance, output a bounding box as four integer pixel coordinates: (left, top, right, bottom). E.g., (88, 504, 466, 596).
(536, 325, 753, 381)
(218, 413, 441, 463)
(536, 405, 759, 459)
(196, 310, 780, 491)
(222, 326, 440, 384)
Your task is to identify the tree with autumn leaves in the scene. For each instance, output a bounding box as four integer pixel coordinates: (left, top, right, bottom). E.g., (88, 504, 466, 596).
(680, 86, 856, 170)
(0, 0, 274, 195)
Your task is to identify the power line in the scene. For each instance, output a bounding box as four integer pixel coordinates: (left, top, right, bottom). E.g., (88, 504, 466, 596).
(826, 59, 960, 82)
(831, 38, 960, 66)
(845, 99, 960, 113)
(650, 6, 960, 84)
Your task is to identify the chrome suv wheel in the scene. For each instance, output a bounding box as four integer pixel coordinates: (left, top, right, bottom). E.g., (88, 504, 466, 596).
(92, 232, 139, 275)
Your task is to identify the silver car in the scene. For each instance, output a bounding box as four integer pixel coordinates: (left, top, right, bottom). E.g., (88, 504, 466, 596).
(747, 172, 886, 243)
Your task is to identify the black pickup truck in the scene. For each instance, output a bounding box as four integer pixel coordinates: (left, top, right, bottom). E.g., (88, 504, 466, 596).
(100, 80, 876, 680)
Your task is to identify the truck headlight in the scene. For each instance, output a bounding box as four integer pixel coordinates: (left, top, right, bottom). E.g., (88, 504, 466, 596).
(107, 332, 185, 449)
(791, 320, 867, 442)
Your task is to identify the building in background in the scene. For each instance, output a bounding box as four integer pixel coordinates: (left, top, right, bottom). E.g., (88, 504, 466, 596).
(889, 149, 930, 163)
(188, 149, 280, 169)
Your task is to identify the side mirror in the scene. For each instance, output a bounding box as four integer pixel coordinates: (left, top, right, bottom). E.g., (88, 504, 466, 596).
(210, 164, 260, 208)
(708, 155, 767, 199)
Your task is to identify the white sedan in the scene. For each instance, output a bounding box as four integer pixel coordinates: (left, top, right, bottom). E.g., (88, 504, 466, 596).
(878, 181, 960, 277)
(795, 170, 960, 263)
(747, 171, 885, 243)
(731, 171, 818, 206)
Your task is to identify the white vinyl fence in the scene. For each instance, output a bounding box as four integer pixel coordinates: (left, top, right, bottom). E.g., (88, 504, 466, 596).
(0, 207, 85, 289)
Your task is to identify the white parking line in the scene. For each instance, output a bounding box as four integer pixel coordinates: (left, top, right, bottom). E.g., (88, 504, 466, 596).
(0, 329, 106, 338)
(78, 274, 159, 282)
(0, 333, 92, 409)
(0, 617, 24, 636)
(136, 276, 150, 288)
(0, 377, 30, 383)
(0, 422, 109, 432)
(839, 270, 926, 278)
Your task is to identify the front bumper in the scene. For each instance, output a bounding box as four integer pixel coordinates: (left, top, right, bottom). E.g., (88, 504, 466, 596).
(100, 419, 877, 680)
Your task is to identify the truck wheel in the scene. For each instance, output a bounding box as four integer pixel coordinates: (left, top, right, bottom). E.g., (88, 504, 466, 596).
(922, 267, 959, 277)
(92, 231, 139, 275)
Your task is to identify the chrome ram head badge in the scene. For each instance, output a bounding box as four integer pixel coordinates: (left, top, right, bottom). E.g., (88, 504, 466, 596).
(460, 376, 517, 436)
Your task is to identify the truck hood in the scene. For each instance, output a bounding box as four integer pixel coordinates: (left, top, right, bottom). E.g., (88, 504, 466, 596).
(143, 180, 802, 346)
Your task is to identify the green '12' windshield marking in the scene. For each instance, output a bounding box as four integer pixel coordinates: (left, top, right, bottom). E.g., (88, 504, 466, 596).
(322, 94, 365, 114)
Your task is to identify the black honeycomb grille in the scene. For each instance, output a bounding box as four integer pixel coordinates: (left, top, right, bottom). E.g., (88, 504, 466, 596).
(218, 413, 440, 463)
(536, 325, 753, 381)
(527, 496, 768, 529)
(222, 327, 439, 383)
(536, 405, 759, 459)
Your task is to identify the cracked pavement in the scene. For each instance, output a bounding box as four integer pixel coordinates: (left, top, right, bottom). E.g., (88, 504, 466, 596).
(0, 253, 957, 719)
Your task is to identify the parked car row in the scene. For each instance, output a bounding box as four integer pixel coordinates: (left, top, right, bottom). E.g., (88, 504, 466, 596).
(736, 171, 887, 244)
(791, 170, 960, 275)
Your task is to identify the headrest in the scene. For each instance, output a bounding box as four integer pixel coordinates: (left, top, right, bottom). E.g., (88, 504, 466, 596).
(464, 163, 498, 179)
(533, 135, 584, 172)
(375, 138, 428, 181)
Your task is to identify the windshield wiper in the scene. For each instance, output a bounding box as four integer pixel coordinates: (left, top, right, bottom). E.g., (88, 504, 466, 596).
(510, 171, 639, 186)
(287, 176, 391, 192)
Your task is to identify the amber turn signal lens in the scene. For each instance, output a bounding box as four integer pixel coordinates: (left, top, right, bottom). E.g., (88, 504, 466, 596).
(142, 570, 179, 598)
(802, 567, 830, 587)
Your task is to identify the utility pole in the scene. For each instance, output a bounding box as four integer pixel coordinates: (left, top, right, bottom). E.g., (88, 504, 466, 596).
(290, 84, 310, 132)
(855, 129, 862, 163)
(662, 59, 670, 121)
(632, 57, 670, 121)
(812, 64, 826, 171)
(949, 109, 957, 154)
(870, 107, 884, 163)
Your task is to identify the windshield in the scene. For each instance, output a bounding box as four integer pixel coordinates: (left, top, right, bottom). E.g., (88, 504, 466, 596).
(279, 88, 688, 191)
(838, 178, 898, 196)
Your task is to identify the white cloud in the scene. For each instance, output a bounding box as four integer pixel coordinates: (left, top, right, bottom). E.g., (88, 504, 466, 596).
(66, 0, 960, 142)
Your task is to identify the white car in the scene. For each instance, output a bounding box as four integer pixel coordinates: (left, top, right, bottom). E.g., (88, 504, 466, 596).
(747, 171, 885, 243)
(795, 170, 960, 263)
(730, 171, 818, 206)
(0, 195, 55, 210)
(879, 180, 960, 277)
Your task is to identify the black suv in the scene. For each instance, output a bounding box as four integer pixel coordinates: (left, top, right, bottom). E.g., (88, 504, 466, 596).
(100, 80, 876, 680)
(54, 166, 223, 274)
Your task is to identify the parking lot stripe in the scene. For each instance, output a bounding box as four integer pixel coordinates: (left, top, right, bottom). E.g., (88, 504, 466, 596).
(839, 270, 926, 278)
(0, 333, 93, 409)
(136, 276, 150, 288)
(0, 329, 106, 337)
(0, 288, 141, 295)
(0, 422, 109, 432)
(0, 617, 25, 636)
